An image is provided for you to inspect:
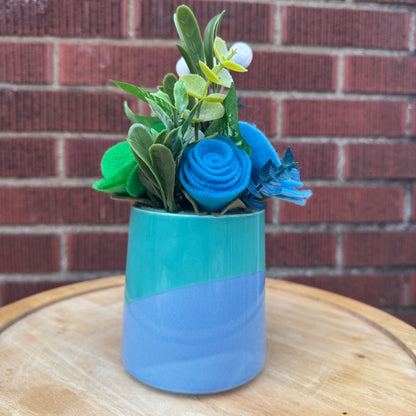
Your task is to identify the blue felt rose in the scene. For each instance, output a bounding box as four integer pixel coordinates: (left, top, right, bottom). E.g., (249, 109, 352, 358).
(238, 121, 280, 182)
(179, 137, 252, 212)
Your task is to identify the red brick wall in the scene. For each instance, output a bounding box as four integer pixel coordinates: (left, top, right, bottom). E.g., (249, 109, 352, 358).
(0, 0, 415, 326)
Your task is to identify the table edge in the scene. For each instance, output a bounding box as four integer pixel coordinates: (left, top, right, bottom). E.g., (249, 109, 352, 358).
(0, 276, 125, 331)
(1, 276, 415, 362)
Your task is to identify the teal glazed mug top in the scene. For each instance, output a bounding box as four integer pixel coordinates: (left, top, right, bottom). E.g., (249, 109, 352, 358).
(122, 206, 266, 394)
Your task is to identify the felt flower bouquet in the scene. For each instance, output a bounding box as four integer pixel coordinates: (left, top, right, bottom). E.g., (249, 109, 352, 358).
(93, 5, 311, 215)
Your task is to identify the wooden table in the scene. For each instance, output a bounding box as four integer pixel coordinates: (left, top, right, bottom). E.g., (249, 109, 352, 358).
(1, 277, 415, 415)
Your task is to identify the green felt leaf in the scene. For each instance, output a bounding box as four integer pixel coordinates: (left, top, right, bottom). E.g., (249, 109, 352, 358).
(203, 11, 225, 69)
(163, 73, 178, 105)
(173, 79, 188, 116)
(149, 144, 177, 212)
(174, 5, 205, 77)
(100, 141, 135, 179)
(181, 74, 206, 99)
(126, 165, 146, 197)
(150, 123, 166, 136)
(199, 60, 220, 83)
(123, 102, 160, 127)
(93, 176, 128, 195)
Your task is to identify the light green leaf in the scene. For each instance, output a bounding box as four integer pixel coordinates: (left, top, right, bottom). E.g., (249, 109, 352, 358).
(213, 37, 228, 63)
(199, 60, 220, 83)
(203, 93, 226, 102)
(173, 79, 188, 116)
(149, 144, 177, 212)
(194, 101, 224, 122)
(181, 74, 206, 99)
(203, 11, 225, 69)
(216, 67, 233, 88)
(222, 60, 248, 73)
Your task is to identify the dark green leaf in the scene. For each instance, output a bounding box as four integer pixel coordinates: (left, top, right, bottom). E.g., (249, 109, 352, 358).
(124, 102, 160, 127)
(164, 127, 182, 159)
(149, 144, 178, 212)
(220, 83, 251, 156)
(203, 11, 225, 69)
(174, 5, 205, 77)
(176, 44, 198, 75)
(163, 73, 178, 104)
(154, 129, 167, 144)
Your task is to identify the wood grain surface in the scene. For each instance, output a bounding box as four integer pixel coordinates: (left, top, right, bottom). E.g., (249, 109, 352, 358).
(0, 277, 415, 416)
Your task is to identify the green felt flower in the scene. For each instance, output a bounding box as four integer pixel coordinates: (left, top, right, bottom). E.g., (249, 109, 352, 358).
(93, 141, 146, 197)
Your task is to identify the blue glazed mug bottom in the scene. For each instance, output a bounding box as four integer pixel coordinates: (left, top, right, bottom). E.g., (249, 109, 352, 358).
(122, 272, 265, 394)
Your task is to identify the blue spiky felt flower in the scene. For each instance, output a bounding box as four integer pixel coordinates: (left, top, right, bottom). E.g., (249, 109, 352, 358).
(238, 122, 311, 209)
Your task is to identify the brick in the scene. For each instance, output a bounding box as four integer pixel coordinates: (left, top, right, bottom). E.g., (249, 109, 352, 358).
(345, 143, 416, 179)
(413, 187, 416, 222)
(0, 90, 134, 133)
(280, 186, 404, 224)
(345, 56, 416, 94)
(234, 52, 336, 92)
(393, 311, 416, 328)
(343, 232, 416, 267)
(282, 6, 409, 50)
(0, 234, 60, 273)
(136, 0, 274, 42)
(286, 273, 405, 307)
(273, 142, 338, 179)
(0, 0, 128, 37)
(265, 200, 273, 224)
(0, 138, 57, 177)
(282, 100, 407, 137)
(0, 280, 77, 306)
(355, 0, 415, 4)
(408, 273, 416, 305)
(238, 97, 277, 137)
(0, 187, 131, 225)
(65, 138, 121, 177)
(266, 232, 336, 267)
(0, 43, 52, 84)
(60, 45, 178, 87)
(412, 102, 416, 137)
(67, 233, 128, 271)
